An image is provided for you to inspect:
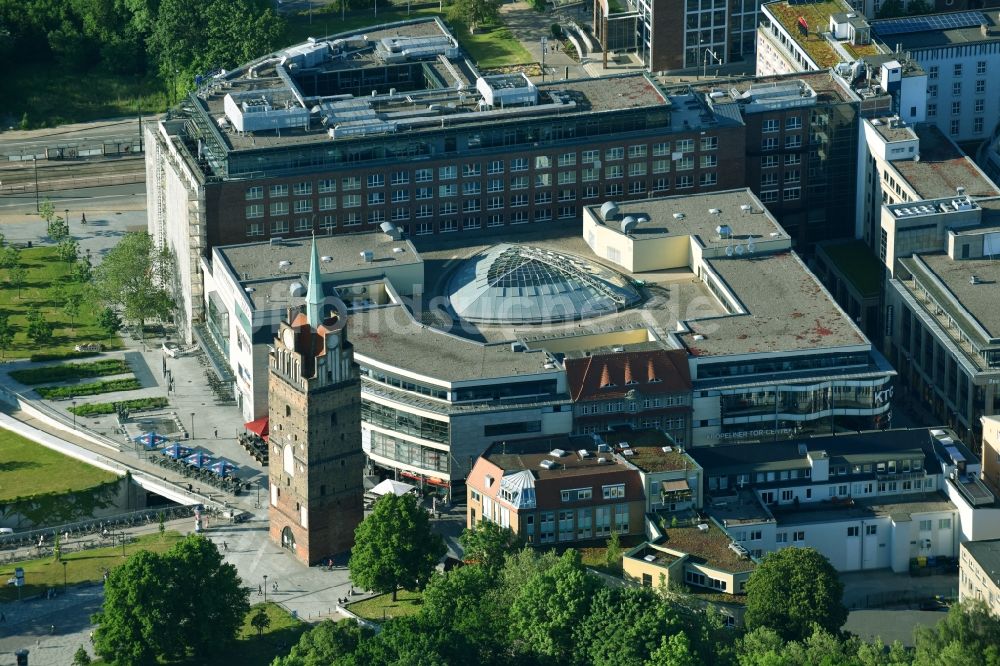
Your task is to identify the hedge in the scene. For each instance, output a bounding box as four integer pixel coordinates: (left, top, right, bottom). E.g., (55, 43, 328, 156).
(68, 397, 169, 417)
(36, 378, 141, 400)
(10, 359, 130, 386)
(29, 351, 100, 363)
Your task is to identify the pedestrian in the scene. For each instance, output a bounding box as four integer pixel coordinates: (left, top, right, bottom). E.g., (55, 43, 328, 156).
(50, 624, 55, 635)
(258, 585, 263, 596)
(350, 586, 354, 595)
(223, 541, 228, 551)
(214, 428, 218, 438)
(272, 581, 278, 593)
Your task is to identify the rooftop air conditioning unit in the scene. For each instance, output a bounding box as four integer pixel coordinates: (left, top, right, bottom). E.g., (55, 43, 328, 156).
(550, 449, 566, 457)
(697, 523, 709, 532)
(596, 457, 607, 464)
(540, 459, 556, 469)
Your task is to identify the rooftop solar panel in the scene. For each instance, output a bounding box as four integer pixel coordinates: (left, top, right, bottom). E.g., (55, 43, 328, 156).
(872, 11, 986, 37)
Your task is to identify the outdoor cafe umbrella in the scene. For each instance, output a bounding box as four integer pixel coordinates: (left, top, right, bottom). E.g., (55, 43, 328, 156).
(134, 432, 169, 450)
(184, 451, 214, 469)
(209, 460, 238, 478)
(162, 443, 192, 460)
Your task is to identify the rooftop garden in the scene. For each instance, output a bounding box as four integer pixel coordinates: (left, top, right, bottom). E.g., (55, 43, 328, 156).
(660, 520, 756, 573)
(820, 240, 883, 297)
(767, 0, 882, 69)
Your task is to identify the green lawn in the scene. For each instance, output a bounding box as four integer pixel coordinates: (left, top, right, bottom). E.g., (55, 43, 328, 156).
(0, 426, 118, 503)
(0, 246, 121, 360)
(0, 531, 185, 602)
(346, 589, 423, 621)
(229, 603, 309, 666)
(285, 5, 532, 68)
(35, 378, 141, 400)
(0, 63, 167, 128)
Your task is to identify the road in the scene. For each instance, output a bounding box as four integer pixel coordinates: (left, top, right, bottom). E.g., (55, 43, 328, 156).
(0, 183, 145, 218)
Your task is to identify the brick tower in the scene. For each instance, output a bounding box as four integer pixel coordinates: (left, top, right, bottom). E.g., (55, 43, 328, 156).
(267, 238, 364, 565)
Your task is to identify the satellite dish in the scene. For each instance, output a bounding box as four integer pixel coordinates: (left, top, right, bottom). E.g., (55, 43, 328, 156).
(747, 241, 756, 254)
(725, 245, 734, 257)
(735, 245, 745, 256)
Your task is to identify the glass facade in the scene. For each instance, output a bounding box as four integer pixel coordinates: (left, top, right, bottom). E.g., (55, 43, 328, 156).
(361, 400, 449, 444)
(366, 430, 449, 474)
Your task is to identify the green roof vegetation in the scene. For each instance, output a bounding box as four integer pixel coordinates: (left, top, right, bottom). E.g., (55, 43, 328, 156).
(0, 426, 118, 502)
(821, 240, 883, 297)
(768, 0, 882, 69)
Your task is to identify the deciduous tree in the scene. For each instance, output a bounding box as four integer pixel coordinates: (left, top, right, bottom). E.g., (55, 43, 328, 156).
(913, 600, 1000, 666)
(0, 312, 14, 358)
(447, 0, 502, 34)
(8, 265, 26, 299)
(92, 232, 173, 339)
(273, 619, 367, 666)
(744, 547, 847, 642)
(459, 521, 524, 576)
(26, 308, 53, 345)
(349, 493, 445, 600)
(249, 607, 270, 637)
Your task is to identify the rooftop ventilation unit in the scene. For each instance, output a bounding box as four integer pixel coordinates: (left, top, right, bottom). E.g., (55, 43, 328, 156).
(709, 208, 722, 215)
(578, 449, 591, 458)
(600, 201, 621, 221)
(596, 457, 607, 464)
(270, 236, 285, 245)
(621, 216, 638, 235)
(740, 204, 753, 212)
(321, 255, 333, 263)
(550, 448, 566, 458)
(697, 523, 710, 532)
(597, 443, 611, 453)
(644, 554, 657, 562)
(971, 275, 982, 285)
(539, 459, 557, 470)
(729, 542, 750, 558)
(716, 224, 733, 238)
(289, 282, 306, 297)
(278, 260, 292, 270)
(359, 250, 374, 263)
(673, 212, 685, 220)
(661, 446, 673, 453)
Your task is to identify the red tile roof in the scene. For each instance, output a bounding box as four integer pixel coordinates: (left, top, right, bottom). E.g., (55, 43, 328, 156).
(566, 350, 691, 402)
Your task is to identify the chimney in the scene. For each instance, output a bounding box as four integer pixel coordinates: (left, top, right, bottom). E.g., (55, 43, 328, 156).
(600, 363, 611, 388)
(624, 359, 634, 385)
(647, 357, 657, 382)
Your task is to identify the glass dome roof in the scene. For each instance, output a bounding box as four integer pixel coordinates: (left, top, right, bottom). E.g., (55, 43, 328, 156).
(447, 244, 642, 325)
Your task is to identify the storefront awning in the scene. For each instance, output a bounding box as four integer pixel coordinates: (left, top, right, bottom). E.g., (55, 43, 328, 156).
(660, 479, 690, 493)
(245, 417, 269, 441)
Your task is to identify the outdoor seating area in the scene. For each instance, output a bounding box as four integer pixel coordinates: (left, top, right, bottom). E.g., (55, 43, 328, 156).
(135, 432, 246, 495)
(238, 432, 268, 465)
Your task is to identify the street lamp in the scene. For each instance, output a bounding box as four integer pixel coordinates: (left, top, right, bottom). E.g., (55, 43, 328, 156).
(263, 574, 268, 603)
(119, 531, 127, 557)
(540, 37, 547, 83)
(256, 478, 262, 508)
(62, 561, 67, 590)
(190, 412, 195, 439)
(64, 209, 69, 230)
(32, 157, 39, 213)
(72, 400, 77, 430)
(702, 47, 722, 79)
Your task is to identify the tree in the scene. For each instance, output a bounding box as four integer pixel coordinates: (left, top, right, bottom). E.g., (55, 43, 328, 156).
(92, 232, 174, 339)
(39, 200, 69, 243)
(26, 308, 53, 345)
(510, 549, 600, 660)
(97, 306, 122, 337)
(744, 547, 847, 642)
(905, 0, 932, 15)
(876, 0, 905, 18)
(57, 238, 79, 263)
(606, 530, 623, 572)
(273, 619, 367, 666)
(72, 256, 92, 283)
(64, 292, 83, 334)
(8, 265, 25, 299)
(459, 521, 524, 576)
(0, 245, 18, 270)
(0, 312, 13, 358)
(913, 600, 1000, 666)
(92, 535, 249, 665)
(350, 493, 445, 601)
(421, 565, 510, 665)
(447, 0, 502, 34)
(249, 607, 270, 637)
(72, 646, 92, 666)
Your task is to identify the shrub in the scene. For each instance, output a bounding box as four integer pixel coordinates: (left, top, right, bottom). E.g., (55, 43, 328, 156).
(550, 23, 562, 38)
(36, 378, 141, 400)
(11, 359, 129, 385)
(69, 397, 169, 417)
(30, 351, 100, 363)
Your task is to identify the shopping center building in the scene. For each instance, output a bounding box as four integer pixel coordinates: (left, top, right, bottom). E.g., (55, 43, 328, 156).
(200, 187, 894, 497)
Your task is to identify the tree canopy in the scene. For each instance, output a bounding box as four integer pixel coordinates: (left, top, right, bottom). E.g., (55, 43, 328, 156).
(92, 232, 174, 336)
(744, 547, 847, 642)
(459, 520, 524, 576)
(447, 0, 502, 34)
(91, 534, 248, 665)
(349, 493, 446, 600)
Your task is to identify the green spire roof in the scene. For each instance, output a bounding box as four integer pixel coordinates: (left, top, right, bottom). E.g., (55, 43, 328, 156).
(306, 235, 323, 328)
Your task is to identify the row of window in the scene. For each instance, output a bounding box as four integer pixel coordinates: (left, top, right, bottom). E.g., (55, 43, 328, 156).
(761, 153, 802, 168)
(762, 117, 802, 132)
(579, 396, 682, 414)
(927, 62, 987, 79)
(531, 503, 630, 543)
(761, 135, 803, 151)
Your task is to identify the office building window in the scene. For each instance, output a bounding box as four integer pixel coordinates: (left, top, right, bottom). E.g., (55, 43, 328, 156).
(319, 196, 337, 211)
(319, 215, 336, 231)
(675, 138, 693, 153)
(606, 165, 623, 179)
(975, 99, 985, 113)
(761, 155, 778, 168)
(293, 182, 313, 196)
(391, 208, 408, 221)
(676, 156, 694, 171)
(245, 204, 264, 219)
(441, 219, 458, 232)
(439, 165, 457, 180)
(976, 79, 986, 94)
(605, 147, 624, 161)
(343, 194, 360, 208)
(951, 119, 960, 135)
(463, 199, 481, 212)
(928, 84, 937, 98)
(605, 183, 623, 196)
(785, 116, 802, 130)
(344, 212, 361, 226)
(628, 180, 646, 194)
(784, 169, 800, 184)
(977, 61, 986, 74)
(318, 179, 336, 193)
(416, 204, 433, 219)
(535, 173, 552, 187)
(488, 160, 504, 174)
(954, 63, 962, 76)
(582, 149, 599, 163)
(558, 171, 576, 185)
(929, 65, 938, 79)
(416, 187, 432, 200)
(763, 119, 779, 132)
(391, 190, 408, 203)
(628, 144, 647, 158)
(700, 136, 718, 150)
(762, 137, 777, 151)
(416, 222, 433, 235)
(558, 152, 577, 167)
(700, 155, 717, 169)
(247, 222, 264, 237)
(535, 155, 552, 169)
(271, 219, 289, 234)
(439, 202, 457, 215)
(463, 182, 481, 195)
(785, 135, 802, 149)
(584, 185, 599, 199)
(294, 199, 313, 213)
(439, 184, 457, 198)
(534, 191, 552, 204)
(415, 168, 433, 182)
(488, 178, 504, 192)
(952, 101, 961, 115)
(463, 216, 481, 230)
(975, 117, 984, 133)
(628, 162, 647, 176)
(488, 196, 503, 210)
(784, 153, 800, 165)
(653, 177, 669, 191)
(488, 214, 504, 227)
(390, 171, 409, 185)
(511, 194, 528, 207)
(653, 142, 670, 156)
(462, 163, 481, 178)
(558, 188, 575, 201)
(582, 167, 599, 182)
(760, 189, 778, 203)
(699, 172, 717, 186)
(511, 157, 528, 172)
(676, 175, 692, 189)
(761, 172, 778, 187)
(558, 205, 574, 219)
(246, 186, 263, 200)
(511, 211, 528, 224)
(510, 175, 529, 190)
(270, 201, 289, 216)
(927, 104, 936, 117)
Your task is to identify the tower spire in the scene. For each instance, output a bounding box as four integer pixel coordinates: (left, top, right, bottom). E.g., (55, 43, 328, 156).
(306, 235, 323, 328)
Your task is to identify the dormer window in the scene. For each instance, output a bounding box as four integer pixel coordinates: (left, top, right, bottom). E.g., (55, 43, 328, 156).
(625, 379, 638, 386)
(602, 380, 615, 388)
(648, 377, 662, 383)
